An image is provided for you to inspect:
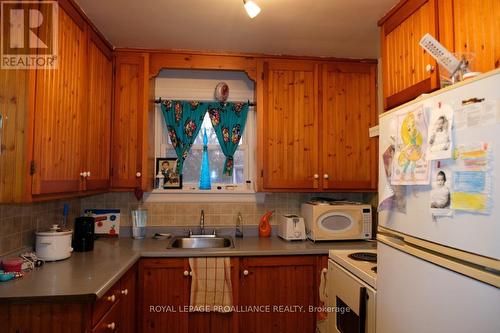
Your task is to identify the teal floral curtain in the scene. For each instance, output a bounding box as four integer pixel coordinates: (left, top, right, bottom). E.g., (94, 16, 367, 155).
(208, 102, 249, 176)
(160, 100, 209, 173)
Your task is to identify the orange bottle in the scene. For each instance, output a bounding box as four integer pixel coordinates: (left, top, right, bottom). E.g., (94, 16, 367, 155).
(259, 211, 274, 237)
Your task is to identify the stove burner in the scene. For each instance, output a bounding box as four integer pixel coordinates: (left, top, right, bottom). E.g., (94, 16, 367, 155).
(371, 266, 377, 273)
(348, 252, 377, 263)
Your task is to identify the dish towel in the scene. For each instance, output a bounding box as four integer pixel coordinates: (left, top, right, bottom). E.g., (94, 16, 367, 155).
(316, 268, 328, 333)
(189, 257, 233, 312)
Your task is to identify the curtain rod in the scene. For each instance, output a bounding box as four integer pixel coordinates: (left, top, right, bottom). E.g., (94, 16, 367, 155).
(154, 97, 256, 107)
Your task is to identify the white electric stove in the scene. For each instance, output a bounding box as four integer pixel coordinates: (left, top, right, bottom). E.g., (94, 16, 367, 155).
(327, 248, 377, 333)
(329, 248, 377, 288)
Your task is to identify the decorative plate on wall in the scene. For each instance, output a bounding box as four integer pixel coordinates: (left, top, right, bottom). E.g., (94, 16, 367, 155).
(215, 82, 229, 102)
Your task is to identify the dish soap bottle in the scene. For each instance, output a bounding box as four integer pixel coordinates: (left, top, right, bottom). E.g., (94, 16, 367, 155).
(259, 211, 274, 237)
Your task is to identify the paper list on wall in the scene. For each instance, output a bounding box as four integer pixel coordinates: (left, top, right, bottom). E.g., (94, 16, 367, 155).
(454, 99, 500, 131)
(450, 142, 492, 213)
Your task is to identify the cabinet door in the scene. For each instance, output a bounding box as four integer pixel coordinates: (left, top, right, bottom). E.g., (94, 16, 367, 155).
(261, 60, 320, 190)
(140, 259, 190, 333)
(321, 63, 378, 190)
(438, 0, 500, 73)
(239, 256, 316, 333)
(111, 53, 150, 189)
(380, 0, 439, 110)
(120, 264, 137, 333)
(32, 7, 86, 195)
(85, 33, 112, 191)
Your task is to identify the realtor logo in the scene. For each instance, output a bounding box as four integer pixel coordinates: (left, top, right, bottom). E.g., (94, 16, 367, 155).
(1, 1, 58, 69)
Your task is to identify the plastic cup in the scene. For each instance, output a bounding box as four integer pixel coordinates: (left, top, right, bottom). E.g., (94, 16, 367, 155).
(131, 209, 147, 239)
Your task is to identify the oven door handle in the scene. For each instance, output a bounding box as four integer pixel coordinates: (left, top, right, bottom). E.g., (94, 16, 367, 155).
(358, 287, 367, 333)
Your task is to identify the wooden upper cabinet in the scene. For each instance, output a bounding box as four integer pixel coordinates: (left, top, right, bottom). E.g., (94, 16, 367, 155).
(321, 63, 378, 191)
(261, 59, 320, 190)
(379, 0, 439, 110)
(112, 52, 152, 190)
(32, 7, 87, 195)
(85, 33, 113, 191)
(438, 0, 500, 73)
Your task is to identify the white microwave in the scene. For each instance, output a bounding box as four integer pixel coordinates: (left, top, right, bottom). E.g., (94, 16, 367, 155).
(300, 202, 372, 241)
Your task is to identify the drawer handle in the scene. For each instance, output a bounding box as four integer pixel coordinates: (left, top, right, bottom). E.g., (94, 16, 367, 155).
(323, 174, 329, 179)
(313, 174, 319, 179)
(243, 269, 249, 276)
(183, 270, 191, 277)
(136, 172, 142, 178)
(121, 288, 128, 295)
(107, 322, 116, 330)
(107, 294, 116, 302)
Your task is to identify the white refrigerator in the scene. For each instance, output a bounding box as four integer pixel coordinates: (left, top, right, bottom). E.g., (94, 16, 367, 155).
(377, 69, 500, 333)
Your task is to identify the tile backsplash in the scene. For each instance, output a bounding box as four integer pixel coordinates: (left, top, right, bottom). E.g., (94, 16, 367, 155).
(0, 191, 377, 256)
(81, 192, 376, 228)
(0, 199, 81, 256)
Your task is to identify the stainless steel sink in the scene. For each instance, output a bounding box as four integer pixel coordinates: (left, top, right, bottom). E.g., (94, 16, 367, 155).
(167, 236, 234, 249)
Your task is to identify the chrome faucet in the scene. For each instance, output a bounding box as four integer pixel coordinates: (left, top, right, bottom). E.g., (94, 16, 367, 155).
(200, 209, 205, 235)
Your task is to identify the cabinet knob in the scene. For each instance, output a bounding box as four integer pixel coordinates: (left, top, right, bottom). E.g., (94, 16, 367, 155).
(425, 64, 435, 73)
(183, 270, 191, 277)
(321, 268, 328, 274)
(86, 171, 91, 178)
(80, 172, 85, 177)
(323, 174, 329, 179)
(121, 288, 128, 295)
(243, 269, 249, 276)
(107, 322, 116, 330)
(313, 174, 319, 179)
(106, 294, 116, 302)
(136, 172, 142, 178)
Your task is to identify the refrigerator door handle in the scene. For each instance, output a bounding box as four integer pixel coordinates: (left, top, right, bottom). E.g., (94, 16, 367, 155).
(358, 286, 367, 333)
(378, 230, 500, 288)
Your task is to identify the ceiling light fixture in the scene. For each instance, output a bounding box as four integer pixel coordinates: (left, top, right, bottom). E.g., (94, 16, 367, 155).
(243, 0, 261, 19)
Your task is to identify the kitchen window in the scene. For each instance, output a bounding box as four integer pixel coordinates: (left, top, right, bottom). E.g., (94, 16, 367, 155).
(149, 69, 257, 201)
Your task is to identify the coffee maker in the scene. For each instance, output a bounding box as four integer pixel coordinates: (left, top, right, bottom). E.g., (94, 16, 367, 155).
(73, 216, 95, 252)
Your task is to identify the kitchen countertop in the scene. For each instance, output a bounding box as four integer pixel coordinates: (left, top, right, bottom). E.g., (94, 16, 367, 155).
(0, 236, 375, 303)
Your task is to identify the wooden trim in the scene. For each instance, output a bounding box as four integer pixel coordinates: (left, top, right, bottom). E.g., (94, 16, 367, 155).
(85, 179, 110, 191)
(386, 77, 435, 110)
(89, 29, 113, 60)
(148, 52, 258, 79)
(60, 0, 114, 51)
(380, 0, 430, 34)
(116, 47, 378, 65)
(57, 0, 86, 29)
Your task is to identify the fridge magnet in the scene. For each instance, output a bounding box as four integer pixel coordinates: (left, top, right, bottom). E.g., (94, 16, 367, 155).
(430, 162, 453, 217)
(84, 209, 120, 236)
(392, 105, 430, 185)
(427, 104, 453, 160)
(156, 158, 182, 189)
(450, 142, 492, 213)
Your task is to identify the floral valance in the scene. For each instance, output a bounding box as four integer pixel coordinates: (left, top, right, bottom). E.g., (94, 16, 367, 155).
(160, 100, 249, 176)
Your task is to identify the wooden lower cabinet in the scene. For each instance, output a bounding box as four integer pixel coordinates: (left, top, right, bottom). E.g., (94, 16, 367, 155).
(139, 255, 324, 333)
(0, 264, 137, 333)
(239, 256, 317, 333)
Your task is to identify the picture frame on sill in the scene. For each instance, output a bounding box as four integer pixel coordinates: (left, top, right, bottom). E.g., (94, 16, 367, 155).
(156, 157, 182, 189)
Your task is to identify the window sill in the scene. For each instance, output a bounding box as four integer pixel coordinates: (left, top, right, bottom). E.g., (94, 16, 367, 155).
(144, 189, 265, 203)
